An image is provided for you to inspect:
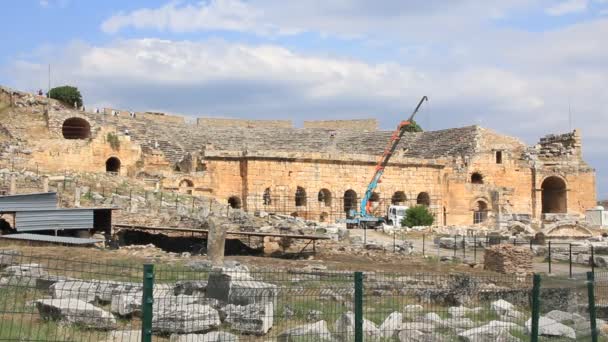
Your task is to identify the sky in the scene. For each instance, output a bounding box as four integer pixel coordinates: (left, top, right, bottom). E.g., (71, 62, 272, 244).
(1, 0, 607, 199)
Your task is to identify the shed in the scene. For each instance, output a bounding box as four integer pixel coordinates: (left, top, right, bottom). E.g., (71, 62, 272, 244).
(0, 192, 57, 211)
(12, 208, 115, 233)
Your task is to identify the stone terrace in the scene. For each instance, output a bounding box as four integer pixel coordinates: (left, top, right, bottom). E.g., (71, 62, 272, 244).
(76, 110, 485, 164)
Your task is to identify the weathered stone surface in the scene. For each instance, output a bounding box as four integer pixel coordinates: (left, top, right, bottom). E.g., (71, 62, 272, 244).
(35, 298, 116, 330)
(334, 311, 380, 341)
(379, 311, 403, 337)
(491, 299, 515, 316)
(277, 320, 332, 342)
(306, 309, 323, 322)
(403, 304, 425, 318)
(153, 297, 221, 334)
(484, 245, 533, 274)
(0, 263, 62, 289)
(206, 271, 278, 307)
(221, 302, 273, 335)
(525, 317, 576, 339)
(545, 309, 575, 323)
(51, 280, 142, 303)
(458, 320, 521, 342)
(0, 250, 21, 267)
(169, 331, 239, 342)
(174, 280, 208, 296)
(396, 329, 441, 342)
(103, 330, 141, 342)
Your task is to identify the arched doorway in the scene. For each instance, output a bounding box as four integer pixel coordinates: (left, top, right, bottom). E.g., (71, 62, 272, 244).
(541, 176, 567, 213)
(416, 192, 430, 206)
(105, 157, 121, 173)
(179, 179, 194, 194)
(318, 189, 332, 207)
(391, 191, 407, 205)
(473, 200, 488, 224)
(344, 190, 358, 214)
(62, 117, 91, 139)
(295, 187, 307, 207)
(228, 196, 242, 209)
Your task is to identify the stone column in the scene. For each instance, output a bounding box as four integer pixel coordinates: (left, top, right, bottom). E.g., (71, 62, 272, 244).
(206, 218, 226, 267)
(74, 187, 81, 207)
(9, 173, 16, 195)
(42, 176, 49, 193)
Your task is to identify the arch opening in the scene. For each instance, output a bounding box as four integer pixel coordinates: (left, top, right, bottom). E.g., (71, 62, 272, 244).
(471, 172, 484, 184)
(344, 190, 358, 214)
(62, 117, 91, 139)
(263, 188, 272, 206)
(228, 196, 242, 209)
(542, 176, 567, 214)
(391, 191, 407, 205)
(295, 187, 307, 207)
(473, 200, 488, 224)
(179, 179, 194, 194)
(416, 192, 430, 206)
(105, 157, 121, 173)
(318, 189, 332, 207)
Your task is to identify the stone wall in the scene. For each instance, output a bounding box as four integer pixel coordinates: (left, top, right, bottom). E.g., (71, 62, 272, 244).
(197, 118, 293, 129)
(303, 119, 377, 131)
(483, 244, 533, 274)
(139, 112, 185, 125)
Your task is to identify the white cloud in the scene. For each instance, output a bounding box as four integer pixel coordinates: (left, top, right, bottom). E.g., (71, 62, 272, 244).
(545, 0, 588, 16)
(39, 0, 49, 8)
(102, 0, 270, 34)
(100, 1, 535, 40)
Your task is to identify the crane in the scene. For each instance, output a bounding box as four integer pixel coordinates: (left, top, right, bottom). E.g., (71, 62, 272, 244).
(346, 96, 428, 228)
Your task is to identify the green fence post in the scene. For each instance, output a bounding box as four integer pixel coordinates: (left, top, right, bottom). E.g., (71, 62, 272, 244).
(587, 271, 599, 342)
(531, 273, 541, 342)
(354, 271, 363, 342)
(141, 264, 155, 342)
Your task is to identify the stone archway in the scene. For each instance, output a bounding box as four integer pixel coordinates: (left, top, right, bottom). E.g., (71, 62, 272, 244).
(473, 200, 488, 224)
(344, 190, 358, 214)
(318, 188, 332, 207)
(295, 187, 307, 207)
(541, 176, 567, 214)
(391, 191, 407, 205)
(62, 117, 91, 139)
(105, 157, 121, 173)
(228, 196, 242, 209)
(416, 192, 430, 206)
(179, 179, 194, 194)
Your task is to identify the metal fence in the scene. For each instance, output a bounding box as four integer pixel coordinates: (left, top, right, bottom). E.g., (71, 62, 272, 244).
(0, 249, 606, 341)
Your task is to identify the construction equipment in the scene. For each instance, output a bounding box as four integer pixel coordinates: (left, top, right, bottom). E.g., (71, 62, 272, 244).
(345, 96, 428, 228)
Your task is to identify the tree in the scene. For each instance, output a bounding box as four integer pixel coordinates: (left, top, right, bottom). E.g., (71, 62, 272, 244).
(401, 205, 434, 227)
(404, 120, 423, 132)
(48, 85, 83, 108)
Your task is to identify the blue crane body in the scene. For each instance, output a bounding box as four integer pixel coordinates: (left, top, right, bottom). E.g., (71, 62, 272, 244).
(346, 96, 428, 228)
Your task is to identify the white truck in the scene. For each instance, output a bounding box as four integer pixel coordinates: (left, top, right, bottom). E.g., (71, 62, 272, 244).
(387, 205, 408, 227)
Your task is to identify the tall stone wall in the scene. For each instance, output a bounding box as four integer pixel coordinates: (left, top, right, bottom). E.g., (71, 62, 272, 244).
(303, 119, 377, 131)
(197, 118, 293, 128)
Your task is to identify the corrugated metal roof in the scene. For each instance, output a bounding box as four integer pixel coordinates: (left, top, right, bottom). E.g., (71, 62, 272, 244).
(15, 209, 94, 231)
(0, 192, 57, 211)
(0, 233, 102, 245)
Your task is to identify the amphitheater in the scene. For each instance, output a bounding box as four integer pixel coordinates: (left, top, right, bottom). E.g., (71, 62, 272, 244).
(0, 86, 597, 227)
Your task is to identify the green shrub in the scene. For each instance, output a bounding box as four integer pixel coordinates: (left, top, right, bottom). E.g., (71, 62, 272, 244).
(401, 205, 434, 227)
(107, 133, 120, 150)
(404, 119, 423, 132)
(48, 85, 83, 108)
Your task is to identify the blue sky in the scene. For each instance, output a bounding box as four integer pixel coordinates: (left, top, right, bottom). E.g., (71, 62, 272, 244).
(1, 0, 608, 199)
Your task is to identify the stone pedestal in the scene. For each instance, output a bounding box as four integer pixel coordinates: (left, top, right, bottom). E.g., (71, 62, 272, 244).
(42, 176, 49, 193)
(74, 187, 81, 207)
(207, 218, 226, 266)
(9, 174, 16, 195)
